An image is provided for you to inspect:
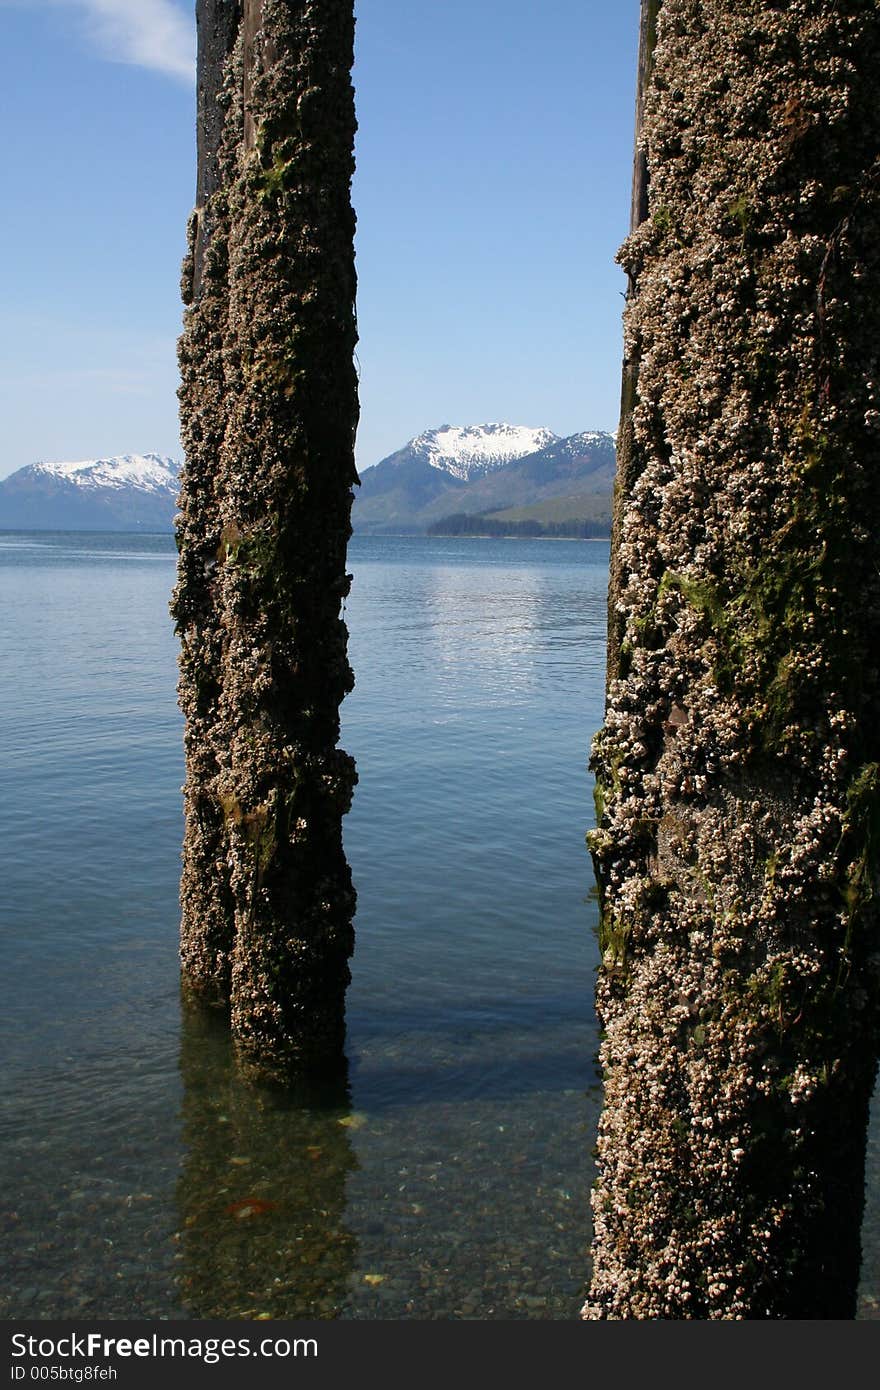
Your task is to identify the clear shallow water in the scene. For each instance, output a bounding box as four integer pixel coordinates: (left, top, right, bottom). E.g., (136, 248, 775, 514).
(0, 530, 877, 1319)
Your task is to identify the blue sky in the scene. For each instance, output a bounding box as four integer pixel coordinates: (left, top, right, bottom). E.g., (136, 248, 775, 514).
(0, 0, 640, 478)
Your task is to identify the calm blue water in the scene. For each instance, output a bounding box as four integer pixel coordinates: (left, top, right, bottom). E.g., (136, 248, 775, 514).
(1, 531, 877, 1319)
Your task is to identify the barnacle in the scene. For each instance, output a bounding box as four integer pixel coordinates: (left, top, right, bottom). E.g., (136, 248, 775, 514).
(587, 0, 880, 1320)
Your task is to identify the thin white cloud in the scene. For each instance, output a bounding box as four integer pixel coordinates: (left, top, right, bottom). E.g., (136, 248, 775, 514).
(75, 0, 195, 82)
(6, 0, 198, 83)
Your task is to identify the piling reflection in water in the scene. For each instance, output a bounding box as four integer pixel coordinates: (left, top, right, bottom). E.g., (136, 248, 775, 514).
(175, 997, 357, 1318)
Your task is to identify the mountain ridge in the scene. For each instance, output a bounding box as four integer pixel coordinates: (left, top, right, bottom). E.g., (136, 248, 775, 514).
(0, 454, 180, 531)
(353, 424, 615, 534)
(405, 423, 559, 480)
(0, 426, 617, 534)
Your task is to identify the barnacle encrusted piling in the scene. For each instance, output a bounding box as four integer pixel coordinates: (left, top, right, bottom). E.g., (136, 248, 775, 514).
(586, 0, 880, 1319)
(172, 0, 359, 1085)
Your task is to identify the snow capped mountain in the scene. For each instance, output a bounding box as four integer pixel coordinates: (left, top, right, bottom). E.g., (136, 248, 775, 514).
(353, 424, 615, 533)
(546, 430, 614, 456)
(28, 453, 178, 493)
(0, 428, 615, 536)
(407, 423, 558, 480)
(0, 453, 181, 531)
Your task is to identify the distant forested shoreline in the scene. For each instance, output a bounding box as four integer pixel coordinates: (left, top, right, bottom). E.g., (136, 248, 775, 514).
(425, 513, 611, 539)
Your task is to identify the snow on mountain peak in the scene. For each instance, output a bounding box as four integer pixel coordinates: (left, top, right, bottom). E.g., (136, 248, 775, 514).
(411, 423, 558, 481)
(31, 453, 179, 494)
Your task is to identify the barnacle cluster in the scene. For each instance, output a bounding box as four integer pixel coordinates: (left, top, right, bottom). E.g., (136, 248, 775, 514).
(172, 0, 359, 1085)
(586, 0, 880, 1318)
